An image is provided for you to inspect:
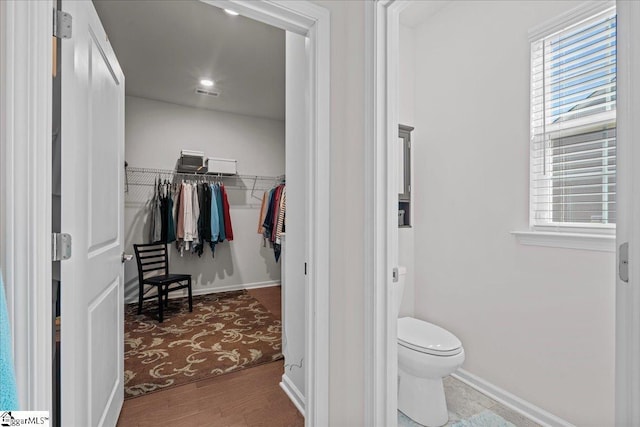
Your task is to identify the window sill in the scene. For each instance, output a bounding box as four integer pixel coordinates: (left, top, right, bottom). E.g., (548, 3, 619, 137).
(511, 230, 615, 252)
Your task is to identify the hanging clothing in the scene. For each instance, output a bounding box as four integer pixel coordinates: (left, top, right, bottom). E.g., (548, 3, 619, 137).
(151, 196, 162, 243)
(273, 187, 286, 262)
(215, 184, 226, 242)
(221, 184, 234, 241)
(183, 183, 195, 251)
(145, 176, 234, 257)
(262, 188, 276, 242)
(257, 190, 268, 234)
(166, 188, 176, 243)
(150, 180, 176, 244)
(210, 184, 220, 255)
(149, 180, 163, 243)
(259, 183, 286, 261)
(194, 183, 206, 257)
(201, 183, 212, 249)
(270, 185, 283, 243)
(177, 184, 185, 242)
(275, 187, 286, 244)
(191, 183, 200, 252)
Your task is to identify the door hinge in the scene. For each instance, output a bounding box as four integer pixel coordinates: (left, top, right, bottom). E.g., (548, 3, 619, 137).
(52, 233, 72, 261)
(408, 140, 411, 149)
(304, 262, 307, 276)
(53, 9, 72, 39)
(392, 267, 399, 283)
(619, 242, 629, 283)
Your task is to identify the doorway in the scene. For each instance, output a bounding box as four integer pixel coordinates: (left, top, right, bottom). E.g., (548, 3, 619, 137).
(367, 1, 640, 426)
(0, 1, 329, 426)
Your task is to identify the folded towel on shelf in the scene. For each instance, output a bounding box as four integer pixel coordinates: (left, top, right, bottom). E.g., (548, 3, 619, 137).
(0, 271, 19, 410)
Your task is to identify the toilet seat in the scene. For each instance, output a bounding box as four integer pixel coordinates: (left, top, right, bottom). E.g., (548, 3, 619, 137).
(398, 317, 462, 356)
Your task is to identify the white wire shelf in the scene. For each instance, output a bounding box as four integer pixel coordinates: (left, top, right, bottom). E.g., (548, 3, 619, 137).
(126, 166, 284, 189)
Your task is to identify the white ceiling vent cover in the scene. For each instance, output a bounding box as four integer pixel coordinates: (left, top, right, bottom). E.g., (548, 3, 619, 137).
(195, 88, 220, 97)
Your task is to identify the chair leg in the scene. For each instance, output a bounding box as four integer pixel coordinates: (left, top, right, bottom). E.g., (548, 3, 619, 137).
(187, 278, 193, 312)
(164, 285, 169, 307)
(137, 285, 143, 315)
(157, 287, 164, 323)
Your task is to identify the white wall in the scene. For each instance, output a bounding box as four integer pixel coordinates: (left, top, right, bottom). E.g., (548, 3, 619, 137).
(282, 31, 306, 401)
(398, 24, 415, 317)
(124, 96, 284, 302)
(410, 1, 615, 425)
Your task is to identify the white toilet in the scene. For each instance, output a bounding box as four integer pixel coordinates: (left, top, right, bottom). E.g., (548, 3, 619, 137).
(394, 267, 465, 427)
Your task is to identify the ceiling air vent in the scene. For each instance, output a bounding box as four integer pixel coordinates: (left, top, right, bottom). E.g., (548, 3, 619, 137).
(195, 88, 220, 97)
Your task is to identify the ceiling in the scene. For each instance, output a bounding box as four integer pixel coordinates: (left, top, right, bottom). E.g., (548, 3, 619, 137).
(93, 0, 285, 121)
(400, 1, 451, 28)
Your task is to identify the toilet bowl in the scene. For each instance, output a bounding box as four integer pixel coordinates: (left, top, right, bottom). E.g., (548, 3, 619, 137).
(394, 268, 465, 427)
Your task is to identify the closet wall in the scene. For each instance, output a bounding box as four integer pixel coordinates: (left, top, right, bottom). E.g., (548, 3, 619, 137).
(124, 95, 285, 302)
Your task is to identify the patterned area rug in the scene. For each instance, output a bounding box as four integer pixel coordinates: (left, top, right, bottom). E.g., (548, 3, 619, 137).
(124, 290, 283, 399)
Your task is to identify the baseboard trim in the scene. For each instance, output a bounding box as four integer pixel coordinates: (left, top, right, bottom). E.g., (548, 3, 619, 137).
(452, 369, 574, 427)
(280, 374, 305, 416)
(124, 280, 280, 304)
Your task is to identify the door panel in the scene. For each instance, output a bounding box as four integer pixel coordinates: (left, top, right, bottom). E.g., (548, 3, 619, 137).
(61, 1, 125, 426)
(88, 28, 121, 251)
(88, 279, 120, 426)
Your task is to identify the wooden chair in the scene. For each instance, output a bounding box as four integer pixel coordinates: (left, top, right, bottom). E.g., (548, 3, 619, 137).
(133, 243, 192, 322)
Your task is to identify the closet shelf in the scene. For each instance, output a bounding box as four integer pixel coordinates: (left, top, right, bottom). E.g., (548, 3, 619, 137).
(125, 166, 284, 193)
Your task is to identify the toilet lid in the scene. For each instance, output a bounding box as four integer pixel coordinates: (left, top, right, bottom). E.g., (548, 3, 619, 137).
(398, 317, 462, 356)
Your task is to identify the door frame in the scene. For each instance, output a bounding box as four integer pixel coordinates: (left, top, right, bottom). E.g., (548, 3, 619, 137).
(367, 1, 640, 426)
(0, 0, 54, 412)
(364, 1, 410, 426)
(0, 1, 331, 425)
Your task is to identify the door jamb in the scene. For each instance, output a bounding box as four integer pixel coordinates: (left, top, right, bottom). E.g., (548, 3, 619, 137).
(364, 1, 410, 425)
(0, 0, 330, 424)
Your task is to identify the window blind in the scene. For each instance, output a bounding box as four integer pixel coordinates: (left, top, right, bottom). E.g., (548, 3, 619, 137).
(530, 7, 617, 227)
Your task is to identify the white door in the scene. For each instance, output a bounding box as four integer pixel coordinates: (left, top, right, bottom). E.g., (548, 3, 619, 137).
(60, 1, 125, 426)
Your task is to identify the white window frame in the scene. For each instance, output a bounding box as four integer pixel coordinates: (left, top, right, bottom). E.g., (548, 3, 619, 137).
(514, 0, 617, 252)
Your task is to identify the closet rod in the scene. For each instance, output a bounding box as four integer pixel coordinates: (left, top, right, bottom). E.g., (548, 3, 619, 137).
(125, 166, 285, 192)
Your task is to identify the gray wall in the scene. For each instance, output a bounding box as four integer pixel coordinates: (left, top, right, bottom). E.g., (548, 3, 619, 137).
(124, 96, 285, 302)
(310, 1, 366, 424)
(282, 31, 306, 399)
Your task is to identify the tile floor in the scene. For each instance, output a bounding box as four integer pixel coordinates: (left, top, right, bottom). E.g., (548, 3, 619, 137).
(398, 376, 542, 427)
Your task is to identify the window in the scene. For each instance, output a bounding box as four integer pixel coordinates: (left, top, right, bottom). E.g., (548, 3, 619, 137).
(530, 6, 616, 230)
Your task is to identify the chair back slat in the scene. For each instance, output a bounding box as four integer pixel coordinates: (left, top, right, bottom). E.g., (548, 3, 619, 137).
(140, 256, 165, 266)
(137, 248, 165, 254)
(140, 262, 166, 271)
(142, 266, 167, 274)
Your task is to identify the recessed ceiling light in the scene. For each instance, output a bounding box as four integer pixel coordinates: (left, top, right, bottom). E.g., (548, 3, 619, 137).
(224, 9, 239, 16)
(200, 79, 215, 87)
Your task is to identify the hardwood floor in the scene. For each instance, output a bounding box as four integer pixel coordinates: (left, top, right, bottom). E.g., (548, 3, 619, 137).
(117, 285, 303, 427)
(248, 286, 282, 319)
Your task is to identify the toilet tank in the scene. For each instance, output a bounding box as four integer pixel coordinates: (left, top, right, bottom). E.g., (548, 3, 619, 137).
(393, 266, 407, 319)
